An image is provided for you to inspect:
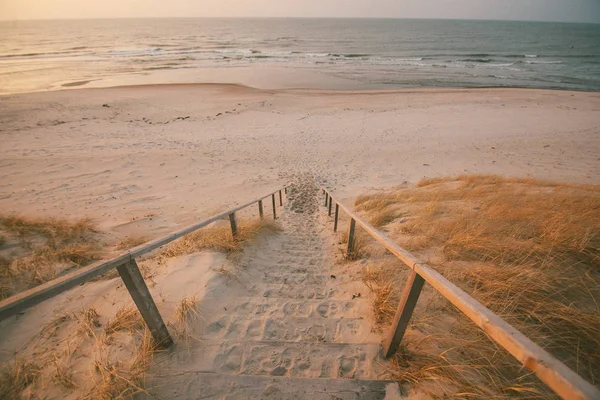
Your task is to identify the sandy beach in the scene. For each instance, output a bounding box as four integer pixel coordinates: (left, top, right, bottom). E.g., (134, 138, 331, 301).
(1, 84, 600, 398)
(1, 85, 599, 238)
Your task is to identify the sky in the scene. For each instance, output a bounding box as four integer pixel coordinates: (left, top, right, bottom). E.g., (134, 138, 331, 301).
(1, 0, 599, 23)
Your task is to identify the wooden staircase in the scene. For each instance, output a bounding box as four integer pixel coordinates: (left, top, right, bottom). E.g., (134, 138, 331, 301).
(145, 183, 398, 399)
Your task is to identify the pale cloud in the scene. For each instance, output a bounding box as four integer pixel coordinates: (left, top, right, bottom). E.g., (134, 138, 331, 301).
(1, 0, 599, 23)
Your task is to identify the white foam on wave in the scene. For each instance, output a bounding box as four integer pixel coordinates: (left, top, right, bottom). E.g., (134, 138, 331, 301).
(525, 60, 563, 64)
(361, 57, 425, 66)
(525, 54, 538, 58)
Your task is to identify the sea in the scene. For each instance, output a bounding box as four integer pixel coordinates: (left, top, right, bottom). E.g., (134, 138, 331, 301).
(0, 18, 599, 95)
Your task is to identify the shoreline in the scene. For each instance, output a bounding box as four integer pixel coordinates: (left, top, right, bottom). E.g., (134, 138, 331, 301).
(4, 81, 600, 98)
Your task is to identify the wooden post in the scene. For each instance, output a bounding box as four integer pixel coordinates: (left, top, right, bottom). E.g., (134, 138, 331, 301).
(325, 193, 329, 207)
(279, 190, 283, 206)
(328, 197, 333, 217)
(285, 188, 287, 194)
(272, 194, 277, 220)
(383, 271, 425, 358)
(229, 212, 238, 239)
(117, 260, 173, 348)
(258, 200, 264, 220)
(346, 218, 356, 258)
(334, 204, 340, 232)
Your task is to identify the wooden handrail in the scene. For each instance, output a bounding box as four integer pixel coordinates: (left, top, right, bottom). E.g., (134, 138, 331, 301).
(321, 188, 600, 400)
(0, 186, 288, 341)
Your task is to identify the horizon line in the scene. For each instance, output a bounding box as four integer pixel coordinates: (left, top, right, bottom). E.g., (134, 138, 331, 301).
(1, 16, 599, 24)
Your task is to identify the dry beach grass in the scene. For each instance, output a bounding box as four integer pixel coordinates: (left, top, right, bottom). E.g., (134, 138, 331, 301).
(356, 175, 600, 398)
(158, 218, 281, 259)
(0, 215, 101, 300)
(0, 216, 281, 399)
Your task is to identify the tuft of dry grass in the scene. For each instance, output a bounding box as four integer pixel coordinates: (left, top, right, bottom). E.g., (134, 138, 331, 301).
(87, 332, 156, 400)
(338, 227, 371, 261)
(159, 219, 281, 259)
(362, 260, 407, 324)
(52, 353, 76, 389)
(115, 235, 149, 251)
(173, 295, 202, 341)
(387, 314, 556, 399)
(355, 192, 395, 212)
(358, 175, 600, 396)
(0, 357, 40, 400)
(368, 208, 398, 228)
(38, 313, 74, 342)
(0, 215, 101, 299)
(131, 328, 160, 377)
(77, 307, 101, 338)
(0, 215, 96, 239)
(0, 301, 159, 399)
(104, 306, 144, 337)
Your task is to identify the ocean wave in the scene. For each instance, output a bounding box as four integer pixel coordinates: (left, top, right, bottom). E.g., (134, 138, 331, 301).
(523, 60, 563, 64)
(366, 57, 425, 65)
(483, 63, 516, 67)
(504, 54, 539, 58)
(457, 53, 492, 57)
(459, 58, 491, 63)
(306, 53, 330, 57)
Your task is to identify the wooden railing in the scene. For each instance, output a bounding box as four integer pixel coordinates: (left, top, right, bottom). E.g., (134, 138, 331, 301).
(321, 188, 600, 400)
(0, 186, 288, 348)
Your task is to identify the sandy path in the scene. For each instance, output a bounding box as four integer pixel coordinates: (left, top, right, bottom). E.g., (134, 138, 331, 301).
(146, 177, 397, 399)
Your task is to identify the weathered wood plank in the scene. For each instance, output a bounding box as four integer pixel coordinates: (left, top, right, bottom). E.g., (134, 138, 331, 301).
(117, 260, 173, 348)
(322, 188, 600, 400)
(328, 196, 333, 216)
(383, 271, 425, 358)
(279, 190, 283, 206)
(0, 254, 130, 321)
(334, 204, 340, 232)
(229, 212, 238, 238)
(272, 193, 277, 220)
(346, 218, 356, 258)
(258, 200, 264, 219)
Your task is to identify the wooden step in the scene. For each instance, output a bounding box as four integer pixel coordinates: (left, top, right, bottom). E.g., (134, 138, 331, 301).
(146, 372, 401, 400)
